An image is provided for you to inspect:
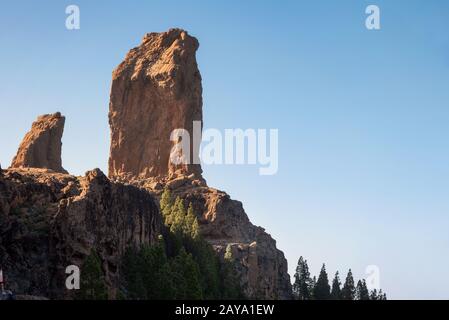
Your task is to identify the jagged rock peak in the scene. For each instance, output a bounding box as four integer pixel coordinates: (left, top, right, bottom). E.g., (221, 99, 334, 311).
(11, 112, 68, 174)
(108, 28, 203, 180)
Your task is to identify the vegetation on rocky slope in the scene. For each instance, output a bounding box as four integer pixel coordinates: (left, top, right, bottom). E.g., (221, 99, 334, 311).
(293, 256, 387, 300)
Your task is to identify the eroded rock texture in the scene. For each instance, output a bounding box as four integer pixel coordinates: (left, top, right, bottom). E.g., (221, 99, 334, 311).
(110, 29, 292, 299)
(11, 113, 68, 174)
(0, 168, 162, 299)
(109, 28, 203, 180)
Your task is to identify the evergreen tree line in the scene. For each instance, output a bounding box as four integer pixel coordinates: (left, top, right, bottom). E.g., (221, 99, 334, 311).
(78, 188, 245, 300)
(293, 256, 387, 300)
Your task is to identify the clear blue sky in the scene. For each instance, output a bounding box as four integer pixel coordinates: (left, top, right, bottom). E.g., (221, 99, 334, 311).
(1, 0, 448, 299)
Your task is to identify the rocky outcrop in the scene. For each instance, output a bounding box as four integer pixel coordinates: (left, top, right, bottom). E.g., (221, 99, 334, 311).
(11, 113, 68, 174)
(0, 168, 162, 299)
(109, 29, 292, 299)
(109, 28, 203, 180)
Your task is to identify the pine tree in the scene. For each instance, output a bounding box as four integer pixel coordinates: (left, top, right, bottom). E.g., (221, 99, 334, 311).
(361, 280, 370, 300)
(221, 244, 244, 299)
(313, 264, 331, 300)
(331, 271, 342, 300)
(341, 269, 356, 300)
(170, 248, 203, 299)
(186, 203, 200, 240)
(369, 289, 378, 300)
(224, 244, 233, 261)
(121, 247, 146, 299)
(194, 241, 221, 299)
(171, 197, 187, 232)
(160, 188, 172, 212)
(378, 289, 387, 300)
(77, 250, 108, 300)
(160, 188, 173, 225)
(141, 191, 245, 300)
(140, 238, 176, 299)
(355, 279, 370, 300)
(169, 197, 187, 252)
(293, 257, 312, 300)
(310, 276, 317, 299)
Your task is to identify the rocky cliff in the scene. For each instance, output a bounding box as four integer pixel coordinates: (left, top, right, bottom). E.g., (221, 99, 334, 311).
(0, 168, 162, 299)
(109, 29, 292, 299)
(109, 29, 203, 180)
(11, 112, 67, 174)
(0, 28, 292, 300)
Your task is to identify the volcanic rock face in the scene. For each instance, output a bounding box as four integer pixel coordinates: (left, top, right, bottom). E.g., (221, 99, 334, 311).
(109, 29, 292, 299)
(11, 113, 67, 174)
(109, 28, 203, 180)
(0, 168, 162, 299)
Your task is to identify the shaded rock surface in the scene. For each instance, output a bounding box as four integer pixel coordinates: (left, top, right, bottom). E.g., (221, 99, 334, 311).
(11, 113, 68, 174)
(0, 168, 162, 299)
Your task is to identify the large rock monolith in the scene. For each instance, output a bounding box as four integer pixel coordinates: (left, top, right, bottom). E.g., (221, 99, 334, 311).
(108, 28, 203, 180)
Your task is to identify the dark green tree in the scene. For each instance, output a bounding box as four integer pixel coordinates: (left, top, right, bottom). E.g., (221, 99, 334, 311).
(190, 239, 221, 299)
(378, 289, 387, 300)
(120, 192, 246, 300)
(170, 248, 203, 299)
(310, 276, 317, 299)
(355, 279, 370, 300)
(160, 188, 173, 212)
(369, 289, 378, 300)
(140, 237, 176, 299)
(121, 247, 146, 299)
(220, 244, 244, 299)
(331, 271, 342, 300)
(313, 264, 331, 300)
(186, 203, 200, 240)
(171, 197, 187, 232)
(77, 250, 108, 300)
(160, 188, 174, 225)
(341, 269, 356, 300)
(293, 256, 312, 300)
(121, 236, 176, 300)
